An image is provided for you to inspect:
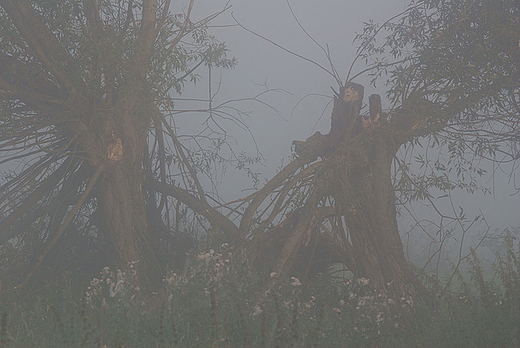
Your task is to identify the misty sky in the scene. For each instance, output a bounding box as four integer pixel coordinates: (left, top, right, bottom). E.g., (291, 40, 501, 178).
(177, 0, 520, 238)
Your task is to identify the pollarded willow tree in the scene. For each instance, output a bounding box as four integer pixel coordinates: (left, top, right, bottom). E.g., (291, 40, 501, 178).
(225, 0, 519, 302)
(0, 0, 238, 294)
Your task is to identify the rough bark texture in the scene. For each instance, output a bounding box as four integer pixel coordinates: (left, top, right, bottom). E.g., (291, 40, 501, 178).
(98, 162, 163, 292)
(340, 130, 423, 294)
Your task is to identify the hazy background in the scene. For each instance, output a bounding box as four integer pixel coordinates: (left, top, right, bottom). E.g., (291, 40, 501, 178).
(175, 0, 520, 252)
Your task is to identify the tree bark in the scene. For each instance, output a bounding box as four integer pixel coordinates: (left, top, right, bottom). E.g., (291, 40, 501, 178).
(82, 82, 163, 293)
(340, 131, 423, 294)
(97, 157, 163, 293)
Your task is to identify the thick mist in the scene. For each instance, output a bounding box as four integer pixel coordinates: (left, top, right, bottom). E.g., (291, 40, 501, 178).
(177, 0, 520, 264)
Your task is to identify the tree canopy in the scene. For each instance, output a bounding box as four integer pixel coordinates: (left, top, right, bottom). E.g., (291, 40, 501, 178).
(0, 0, 236, 294)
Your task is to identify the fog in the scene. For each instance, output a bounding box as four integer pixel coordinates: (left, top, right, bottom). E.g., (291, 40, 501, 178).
(173, 0, 520, 256)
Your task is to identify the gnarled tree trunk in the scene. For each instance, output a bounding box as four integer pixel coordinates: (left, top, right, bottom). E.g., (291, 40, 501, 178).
(78, 81, 164, 293)
(98, 162, 163, 292)
(340, 126, 422, 294)
(248, 82, 432, 302)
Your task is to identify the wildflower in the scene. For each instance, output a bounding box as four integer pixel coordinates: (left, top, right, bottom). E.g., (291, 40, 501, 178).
(253, 305, 263, 317)
(129, 260, 139, 269)
(339, 299, 345, 306)
(332, 307, 341, 314)
(290, 277, 302, 287)
(270, 272, 277, 278)
(358, 277, 369, 286)
(376, 313, 383, 323)
(164, 273, 176, 285)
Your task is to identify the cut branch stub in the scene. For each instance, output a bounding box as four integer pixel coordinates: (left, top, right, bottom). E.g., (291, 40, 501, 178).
(364, 94, 386, 128)
(107, 132, 124, 162)
(293, 82, 364, 160)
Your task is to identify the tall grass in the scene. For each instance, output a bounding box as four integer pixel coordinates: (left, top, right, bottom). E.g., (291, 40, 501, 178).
(0, 240, 519, 347)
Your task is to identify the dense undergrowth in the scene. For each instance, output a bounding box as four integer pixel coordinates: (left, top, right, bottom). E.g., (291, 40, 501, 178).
(0, 239, 519, 348)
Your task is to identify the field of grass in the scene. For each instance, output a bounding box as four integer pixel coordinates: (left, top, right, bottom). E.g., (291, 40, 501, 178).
(0, 241, 519, 347)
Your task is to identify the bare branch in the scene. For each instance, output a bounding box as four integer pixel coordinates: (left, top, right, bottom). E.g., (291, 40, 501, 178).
(148, 179, 240, 239)
(232, 12, 342, 85)
(18, 164, 105, 291)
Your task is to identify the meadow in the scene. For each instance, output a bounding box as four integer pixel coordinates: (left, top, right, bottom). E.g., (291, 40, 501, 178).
(1, 239, 519, 348)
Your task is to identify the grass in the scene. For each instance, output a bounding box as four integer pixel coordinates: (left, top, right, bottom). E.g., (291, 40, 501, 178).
(0, 240, 519, 347)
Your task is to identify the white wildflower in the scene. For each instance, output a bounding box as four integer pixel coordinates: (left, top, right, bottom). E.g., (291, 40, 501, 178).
(252, 305, 263, 317)
(358, 277, 369, 286)
(376, 313, 383, 323)
(290, 277, 302, 287)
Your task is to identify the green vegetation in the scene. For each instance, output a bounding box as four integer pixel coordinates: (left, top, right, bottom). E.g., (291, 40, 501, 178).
(1, 238, 518, 347)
